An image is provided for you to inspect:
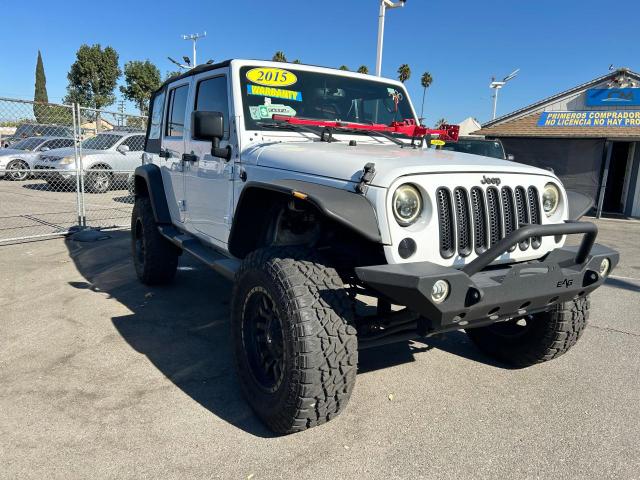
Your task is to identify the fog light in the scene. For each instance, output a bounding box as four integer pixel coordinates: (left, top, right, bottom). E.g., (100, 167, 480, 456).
(431, 280, 450, 304)
(599, 258, 611, 277)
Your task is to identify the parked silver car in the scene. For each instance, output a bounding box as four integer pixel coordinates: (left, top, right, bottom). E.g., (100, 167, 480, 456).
(0, 136, 76, 181)
(34, 131, 145, 193)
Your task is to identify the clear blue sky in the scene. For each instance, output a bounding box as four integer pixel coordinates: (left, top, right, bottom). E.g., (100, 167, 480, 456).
(2, 0, 638, 125)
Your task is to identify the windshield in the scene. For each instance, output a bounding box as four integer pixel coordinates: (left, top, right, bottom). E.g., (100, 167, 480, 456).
(240, 66, 414, 134)
(10, 137, 45, 151)
(81, 134, 121, 150)
(442, 139, 505, 159)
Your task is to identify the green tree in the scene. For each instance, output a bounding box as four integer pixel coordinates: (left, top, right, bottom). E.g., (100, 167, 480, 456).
(164, 70, 182, 81)
(33, 50, 49, 123)
(339, 65, 350, 71)
(292, 59, 302, 64)
(120, 60, 161, 116)
(357, 65, 369, 74)
(65, 44, 121, 132)
(397, 64, 411, 83)
(272, 51, 287, 62)
(419, 71, 433, 121)
(434, 117, 448, 128)
(126, 116, 146, 129)
(65, 44, 121, 110)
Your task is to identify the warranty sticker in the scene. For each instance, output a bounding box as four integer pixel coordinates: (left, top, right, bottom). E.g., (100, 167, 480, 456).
(247, 84, 302, 102)
(246, 67, 297, 87)
(249, 104, 297, 120)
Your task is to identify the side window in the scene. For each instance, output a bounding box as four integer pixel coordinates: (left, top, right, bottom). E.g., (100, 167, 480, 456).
(42, 138, 74, 149)
(166, 85, 189, 138)
(121, 135, 145, 151)
(195, 76, 230, 139)
(148, 90, 165, 140)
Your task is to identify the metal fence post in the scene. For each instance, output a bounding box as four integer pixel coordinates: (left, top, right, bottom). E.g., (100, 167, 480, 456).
(77, 104, 87, 226)
(71, 102, 84, 228)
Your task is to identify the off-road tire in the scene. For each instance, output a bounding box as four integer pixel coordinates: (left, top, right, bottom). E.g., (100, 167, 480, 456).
(131, 196, 179, 285)
(466, 296, 589, 368)
(231, 247, 358, 434)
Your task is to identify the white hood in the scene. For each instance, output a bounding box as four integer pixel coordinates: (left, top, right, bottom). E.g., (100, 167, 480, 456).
(245, 141, 553, 188)
(0, 148, 35, 158)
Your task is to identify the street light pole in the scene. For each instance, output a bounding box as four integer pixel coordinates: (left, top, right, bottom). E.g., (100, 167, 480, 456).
(491, 83, 502, 120)
(489, 69, 519, 120)
(182, 32, 207, 67)
(375, 0, 405, 77)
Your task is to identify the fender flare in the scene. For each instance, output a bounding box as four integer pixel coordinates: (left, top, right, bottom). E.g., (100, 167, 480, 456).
(133, 164, 172, 224)
(566, 190, 594, 220)
(229, 180, 382, 257)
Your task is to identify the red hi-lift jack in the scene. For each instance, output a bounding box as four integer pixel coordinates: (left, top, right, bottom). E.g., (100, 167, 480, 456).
(271, 115, 460, 143)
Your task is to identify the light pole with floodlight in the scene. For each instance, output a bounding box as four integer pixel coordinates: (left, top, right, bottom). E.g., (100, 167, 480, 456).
(182, 32, 207, 67)
(375, 0, 406, 76)
(490, 69, 519, 120)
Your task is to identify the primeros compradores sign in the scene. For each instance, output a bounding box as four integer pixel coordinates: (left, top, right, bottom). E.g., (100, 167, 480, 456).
(538, 110, 640, 127)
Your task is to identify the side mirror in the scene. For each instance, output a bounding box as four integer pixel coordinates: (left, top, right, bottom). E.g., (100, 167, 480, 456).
(192, 110, 231, 161)
(507, 153, 515, 161)
(40, 146, 50, 152)
(117, 144, 130, 154)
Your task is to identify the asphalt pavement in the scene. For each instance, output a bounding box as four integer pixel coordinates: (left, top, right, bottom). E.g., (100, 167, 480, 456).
(1, 217, 638, 479)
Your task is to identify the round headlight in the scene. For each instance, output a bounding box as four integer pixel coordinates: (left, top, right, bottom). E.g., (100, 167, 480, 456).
(542, 183, 560, 216)
(393, 184, 422, 226)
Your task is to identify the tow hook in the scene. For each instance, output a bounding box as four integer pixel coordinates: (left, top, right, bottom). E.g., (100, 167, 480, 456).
(356, 162, 376, 194)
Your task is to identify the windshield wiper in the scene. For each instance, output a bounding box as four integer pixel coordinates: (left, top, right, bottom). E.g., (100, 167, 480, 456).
(255, 121, 340, 142)
(336, 126, 408, 147)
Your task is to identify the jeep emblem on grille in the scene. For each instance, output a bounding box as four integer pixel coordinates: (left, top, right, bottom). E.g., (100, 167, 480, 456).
(481, 175, 501, 186)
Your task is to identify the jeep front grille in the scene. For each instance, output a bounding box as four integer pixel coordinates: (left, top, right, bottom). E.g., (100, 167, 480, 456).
(436, 185, 542, 259)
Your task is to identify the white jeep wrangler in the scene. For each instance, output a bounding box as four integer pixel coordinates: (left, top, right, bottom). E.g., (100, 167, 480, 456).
(132, 59, 618, 434)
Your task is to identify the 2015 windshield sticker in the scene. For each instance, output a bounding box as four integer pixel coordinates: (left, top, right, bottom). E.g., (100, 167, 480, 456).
(247, 84, 302, 102)
(249, 103, 297, 120)
(246, 67, 297, 87)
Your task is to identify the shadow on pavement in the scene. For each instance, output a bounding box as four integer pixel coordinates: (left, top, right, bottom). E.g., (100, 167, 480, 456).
(605, 277, 640, 293)
(64, 230, 500, 437)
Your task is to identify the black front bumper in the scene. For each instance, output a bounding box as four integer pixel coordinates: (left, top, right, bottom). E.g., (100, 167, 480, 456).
(356, 222, 619, 333)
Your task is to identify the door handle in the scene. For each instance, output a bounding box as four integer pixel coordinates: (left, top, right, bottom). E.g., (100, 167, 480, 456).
(182, 153, 198, 163)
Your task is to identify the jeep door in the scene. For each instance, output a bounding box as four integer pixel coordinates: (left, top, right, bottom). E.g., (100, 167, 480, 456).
(160, 79, 192, 223)
(183, 70, 234, 244)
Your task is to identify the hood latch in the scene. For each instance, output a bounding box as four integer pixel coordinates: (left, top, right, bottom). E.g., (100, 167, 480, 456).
(355, 162, 376, 195)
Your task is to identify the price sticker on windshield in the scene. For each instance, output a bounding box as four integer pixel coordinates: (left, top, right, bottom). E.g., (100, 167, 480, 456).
(431, 139, 446, 146)
(246, 67, 297, 87)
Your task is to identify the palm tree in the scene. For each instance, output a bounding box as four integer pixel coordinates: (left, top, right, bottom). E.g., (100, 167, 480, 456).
(419, 72, 433, 121)
(434, 118, 448, 128)
(339, 65, 350, 71)
(397, 64, 411, 83)
(272, 51, 287, 62)
(357, 65, 369, 74)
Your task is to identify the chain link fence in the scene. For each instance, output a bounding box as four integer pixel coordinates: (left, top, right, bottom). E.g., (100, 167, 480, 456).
(0, 97, 146, 245)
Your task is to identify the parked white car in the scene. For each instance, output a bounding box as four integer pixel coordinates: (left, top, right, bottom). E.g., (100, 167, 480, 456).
(0, 136, 75, 181)
(34, 131, 145, 193)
